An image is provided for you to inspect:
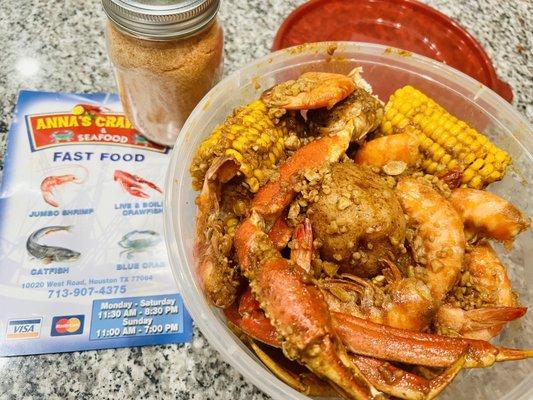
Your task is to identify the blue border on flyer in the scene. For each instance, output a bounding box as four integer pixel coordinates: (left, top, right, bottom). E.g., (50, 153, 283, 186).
(0, 293, 193, 357)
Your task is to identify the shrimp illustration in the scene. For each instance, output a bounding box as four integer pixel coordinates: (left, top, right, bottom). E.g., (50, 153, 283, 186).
(40, 174, 81, 207)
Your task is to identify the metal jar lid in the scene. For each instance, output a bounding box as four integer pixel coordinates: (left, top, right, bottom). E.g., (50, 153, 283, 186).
(101, 0, 220, 40)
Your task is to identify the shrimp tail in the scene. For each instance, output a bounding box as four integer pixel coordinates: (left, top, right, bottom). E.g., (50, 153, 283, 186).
(290, 218, 313, 273)
(463, 306, 527, 330)
(435, 305, 528, 340)
(42, 192, 59, 208)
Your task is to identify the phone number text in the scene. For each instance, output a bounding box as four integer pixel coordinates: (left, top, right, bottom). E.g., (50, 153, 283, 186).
(48, 285, 126, 298)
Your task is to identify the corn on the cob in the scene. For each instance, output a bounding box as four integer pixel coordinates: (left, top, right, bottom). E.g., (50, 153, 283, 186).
(224, 216, 239, 236)
(381, 85, 511, 188)
(190, 100, 291, 192)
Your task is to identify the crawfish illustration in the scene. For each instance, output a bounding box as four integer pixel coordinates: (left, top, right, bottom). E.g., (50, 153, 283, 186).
(113, 170, 162, 199)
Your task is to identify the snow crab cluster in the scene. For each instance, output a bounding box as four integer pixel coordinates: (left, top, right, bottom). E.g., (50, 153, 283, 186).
(189, 69, 532, 399)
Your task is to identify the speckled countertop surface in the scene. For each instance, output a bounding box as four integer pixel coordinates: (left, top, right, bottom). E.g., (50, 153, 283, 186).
(0, 0, 531, 399)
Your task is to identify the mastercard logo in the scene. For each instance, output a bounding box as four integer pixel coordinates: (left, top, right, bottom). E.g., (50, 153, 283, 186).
(50, 315, 84, 336)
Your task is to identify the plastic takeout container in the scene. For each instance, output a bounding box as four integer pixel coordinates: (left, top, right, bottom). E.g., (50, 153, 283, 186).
(164, 42, 532, 400)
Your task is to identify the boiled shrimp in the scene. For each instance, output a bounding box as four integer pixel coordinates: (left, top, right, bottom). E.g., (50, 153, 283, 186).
(434, 242, 527, 340)
(396, 177, 466, 303)
(324, 177, 466, 331)
(354, 132, 420, 169)
(291, 216, 435, 332)
(450, 188, 531, 246)
(262, 72, 356, 110)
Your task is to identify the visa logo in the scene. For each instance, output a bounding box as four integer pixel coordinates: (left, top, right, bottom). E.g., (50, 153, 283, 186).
(6, 318, 42, 340)
(14, 325, 36, 333)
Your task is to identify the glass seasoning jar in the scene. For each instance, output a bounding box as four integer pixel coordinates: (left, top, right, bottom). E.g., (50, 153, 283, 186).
(102, 0, 224, 146)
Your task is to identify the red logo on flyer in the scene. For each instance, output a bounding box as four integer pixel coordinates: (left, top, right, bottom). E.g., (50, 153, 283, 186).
(26, 104, 167, 153)
(51, 315, 85, 336)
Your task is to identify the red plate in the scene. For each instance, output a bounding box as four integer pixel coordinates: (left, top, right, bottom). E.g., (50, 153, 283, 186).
(272, 0, 512, 102)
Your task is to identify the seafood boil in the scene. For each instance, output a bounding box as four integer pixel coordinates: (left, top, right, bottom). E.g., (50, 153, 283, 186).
(188, 69, 532, 399)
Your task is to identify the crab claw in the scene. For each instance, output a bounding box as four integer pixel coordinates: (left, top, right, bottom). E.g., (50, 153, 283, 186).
(235, 214, 376, 400)
(352, 353, 466, 400)
(262, 72, 356, 110)
(127, 184, 150, 199)
(224, 288, 280, 347)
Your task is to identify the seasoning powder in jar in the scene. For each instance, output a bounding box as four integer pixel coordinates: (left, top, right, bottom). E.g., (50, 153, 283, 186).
(102, 0, 224, 146)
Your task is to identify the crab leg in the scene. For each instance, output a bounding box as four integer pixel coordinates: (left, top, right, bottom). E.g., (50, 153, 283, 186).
(251, 126, 354, 222)
(226, 288, 466, 400)
(334, 312, 533, 368)
(351, 354, 466, 400)
(268, 215, 293, 251)
(235, 332, 340, 398)
(235, 214, 376, 400)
